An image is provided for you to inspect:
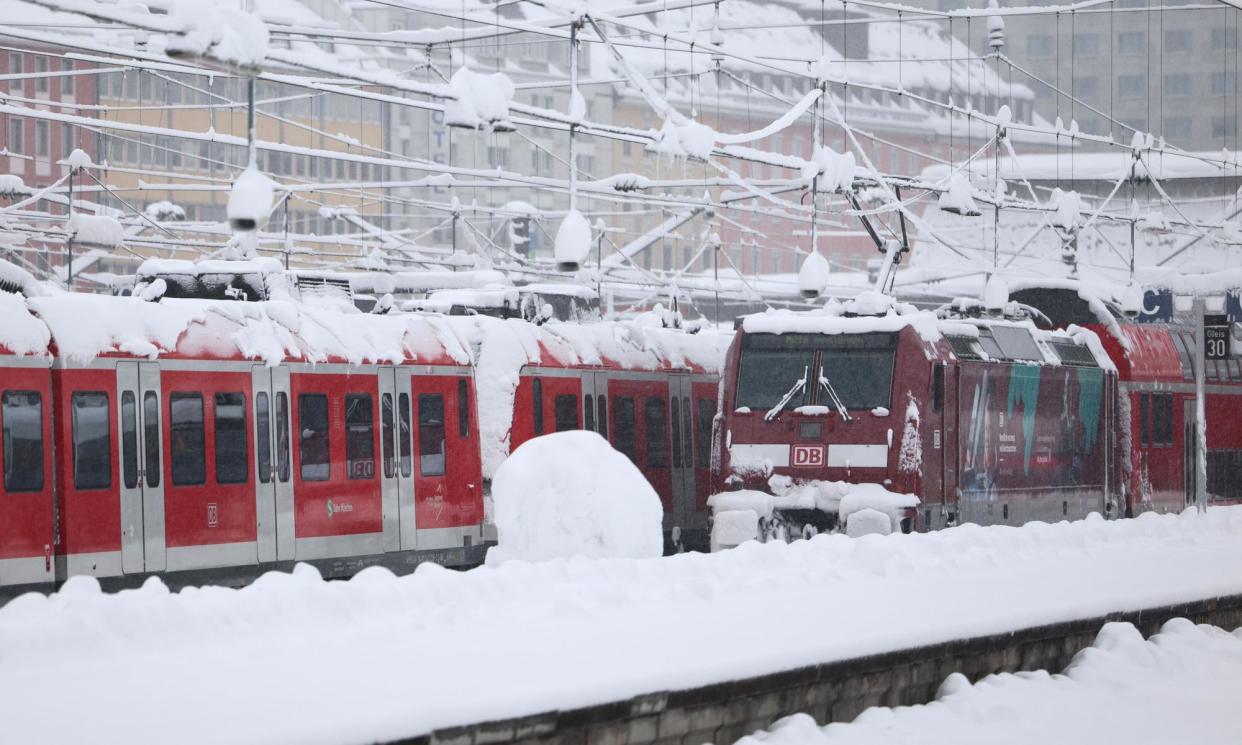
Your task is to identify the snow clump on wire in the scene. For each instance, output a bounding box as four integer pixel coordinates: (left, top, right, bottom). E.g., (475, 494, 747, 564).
(554, 208, 592, 270)
(486, 431, 664, 565)
(445, 68, 516, 130)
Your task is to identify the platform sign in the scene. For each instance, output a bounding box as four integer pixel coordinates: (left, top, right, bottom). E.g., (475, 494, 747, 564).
(1205, 314, 1231, 360)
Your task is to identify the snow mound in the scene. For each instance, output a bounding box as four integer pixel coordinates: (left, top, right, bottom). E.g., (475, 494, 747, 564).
(445, 67, 515, 130)
(164, 2, 270, 67)
(66, 213, 124, 249)
(845, 508, 892, 537)
(486, 431, 664, 565)
(711, 509, 760, 551)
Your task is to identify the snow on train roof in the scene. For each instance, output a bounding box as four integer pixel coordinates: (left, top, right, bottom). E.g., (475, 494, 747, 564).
(470, 316, 732, 479)
(0, 292, 50, 358)
(27, 294, 473, 367)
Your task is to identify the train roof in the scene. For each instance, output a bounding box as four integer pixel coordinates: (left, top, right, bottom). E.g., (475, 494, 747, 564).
(26, 293, 475, 367)
(737, 291, 1114, 371)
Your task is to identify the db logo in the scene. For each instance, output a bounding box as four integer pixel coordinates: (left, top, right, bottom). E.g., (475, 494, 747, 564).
(792, 445, 825, 467)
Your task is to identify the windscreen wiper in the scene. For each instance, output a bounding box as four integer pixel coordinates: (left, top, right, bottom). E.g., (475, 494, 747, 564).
(818, 367, 853, 421)
(764, 366, 808, 421)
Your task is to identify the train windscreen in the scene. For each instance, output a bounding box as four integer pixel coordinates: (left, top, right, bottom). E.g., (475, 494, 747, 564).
(735, 332, 897, 412)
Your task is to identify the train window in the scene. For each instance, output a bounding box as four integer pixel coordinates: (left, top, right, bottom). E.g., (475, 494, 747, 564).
(1174, 333, 1195, 380)
(256, 392, 272, 484)
(457, 379, 470, 437)
(645, 397, 669, 468)
(554, 394, 577, 432)
(398, 392, 412, 478)
(71, 392, 110, 490)
(381, 393, 395, 479)
(215, 393, 248, 485)
(975, 331, 1005, 361)
(1050, 341, 1097, 367)
(990, 326, 1044, 362)
(344, 394, 375, 480)
(931, 365, 944, 412)
(170, 392, 206, 486)
(418, 394, 446, 477)
(1139, 393, 1150, 446)
(695, 398, 715, 468)
(298, 393, 330, 481)
(144, 392, 160, 488)
(532, 378, 544, 435)
(819, 351, 895, 411)
(275, 392, 290, 483)
(670, 397, 682, 468)
(946, 336, 982, 361)
(735, 342, 812, 411)
(584, 394, 596, 433)
(597, 395, 608, 440)
(1155, 394, 1174, 446)
(614, 397, 637, 463)
(2, 390, 42, 492)
(121, 391, 138, 489)
(681, 396, 693, 468)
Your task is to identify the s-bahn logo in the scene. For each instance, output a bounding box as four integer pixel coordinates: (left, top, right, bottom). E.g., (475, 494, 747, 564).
(792, 445, 825, 468)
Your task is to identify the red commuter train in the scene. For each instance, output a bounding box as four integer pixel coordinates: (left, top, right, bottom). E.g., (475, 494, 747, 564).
(0, 277, 728, 601)
(710, 284, 1242, 538)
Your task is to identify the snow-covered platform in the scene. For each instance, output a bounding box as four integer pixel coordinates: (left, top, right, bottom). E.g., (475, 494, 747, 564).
(6, 509, 1242, 745)
(733, 619, 1242, 745)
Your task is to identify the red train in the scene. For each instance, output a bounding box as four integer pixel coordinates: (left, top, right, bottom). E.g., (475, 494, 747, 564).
(0, 278, 728, 600)
(710, 284, 1242, 538)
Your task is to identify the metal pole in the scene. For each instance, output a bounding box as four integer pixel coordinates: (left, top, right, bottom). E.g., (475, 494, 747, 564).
(247, 78, 257, 167)
(1194, 295, 1208, 514)
(66, 169, 74, 291)
(568, 20, 579, 213)
(713, 237, 720, 323)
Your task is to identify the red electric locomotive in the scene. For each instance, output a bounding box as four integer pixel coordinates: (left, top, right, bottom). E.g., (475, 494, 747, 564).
(711, 292, 1121, 536)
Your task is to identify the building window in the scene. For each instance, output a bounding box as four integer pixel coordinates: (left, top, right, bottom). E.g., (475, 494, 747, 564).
(2, 391, 42, 492)
(1212, 72, 1237, 96)
(1212, 28, 1238, 50)
(1118, 75, 1146, 98)
(418, 393, 446, 477)
(1163, 74, 1191, 97)
(71, 392, 110, 490)
(8, 53, 20, 91)
(1073, 77, 1099, 97)
(1117, 31, 1146, 54)
(298, 393, 330, 481)
(61, 60, 74, 96)
(1214, 117, 1238, 138)
(34, 121, 47, 158)
(170, 392, 206, 486)
(644, 397, 668, 468)
(35, 57, 47, 93)
(1026, 35, 1054, 56)
(8, 116, 23, 154)
(1164, 29, 1192, 52)
(1072, 33, 1099, 56)
(1164, 117, 1192, 139)
(214, 392, 248, 484)
(344, 393, 375, 480)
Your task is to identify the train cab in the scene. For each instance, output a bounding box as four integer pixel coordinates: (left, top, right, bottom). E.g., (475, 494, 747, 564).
(712, 293, 1119, 537)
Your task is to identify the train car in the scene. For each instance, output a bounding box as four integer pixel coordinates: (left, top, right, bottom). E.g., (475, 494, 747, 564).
(710, 292, 1119, 537)
(1010, 282, 1242, 516)
(0, 291, 55, 596)
(0, 290, 488, 598)
(472, 317, 730, 552)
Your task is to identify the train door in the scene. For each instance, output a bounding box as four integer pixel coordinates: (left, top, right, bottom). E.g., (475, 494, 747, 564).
(251, 365, 294, 562)
(669, 376, 696, 534)
(922, 364, 945, 519)
(379, 366, 414, 551)
(942, 363, 960, 526)
(581, 372, 609, 440)
(116, 361, 165, 573)
(410, 374, 456, 545)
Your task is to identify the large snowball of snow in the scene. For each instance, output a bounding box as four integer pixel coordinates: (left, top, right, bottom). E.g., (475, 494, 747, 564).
(227, 166, 275, 228)
(487, 431, 664, 565)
